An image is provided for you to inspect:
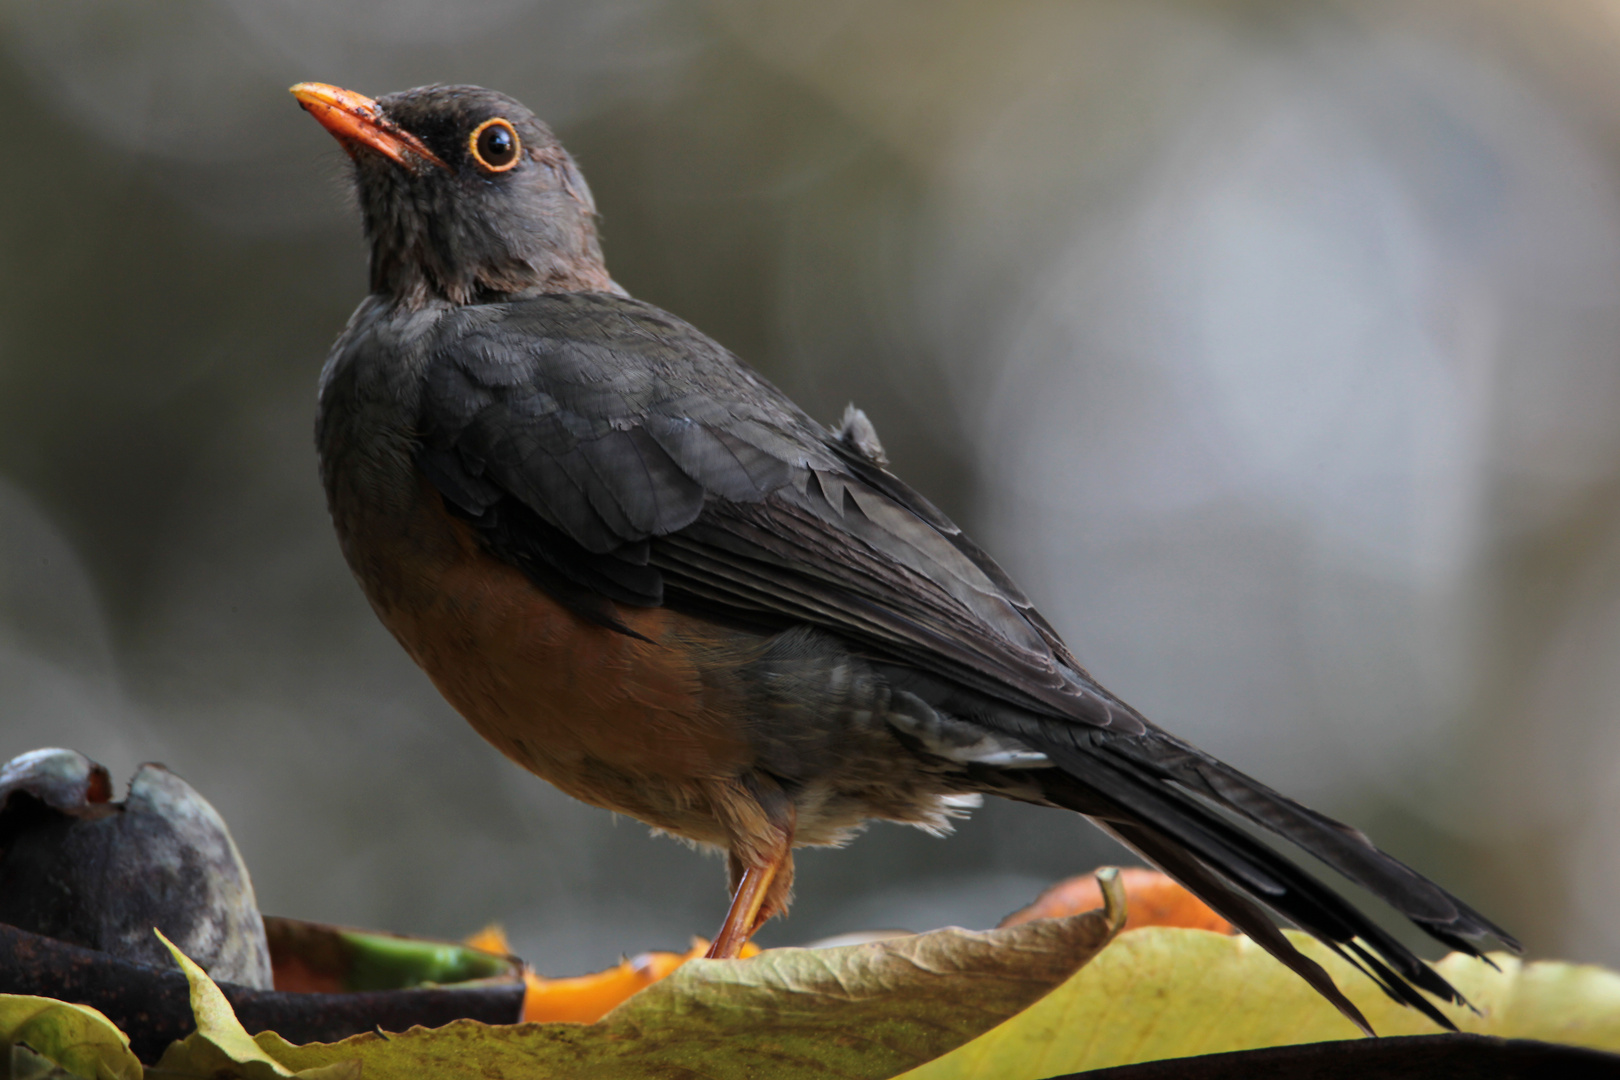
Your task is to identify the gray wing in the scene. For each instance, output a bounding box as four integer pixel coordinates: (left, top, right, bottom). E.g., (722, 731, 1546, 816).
(416, 291, 1142, 729)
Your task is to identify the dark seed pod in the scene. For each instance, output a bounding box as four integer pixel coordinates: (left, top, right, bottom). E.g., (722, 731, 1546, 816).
(0, 748, 272, 989)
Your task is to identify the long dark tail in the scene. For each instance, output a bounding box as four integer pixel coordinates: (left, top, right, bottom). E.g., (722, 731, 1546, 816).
(1027, 726, 1519, 1033)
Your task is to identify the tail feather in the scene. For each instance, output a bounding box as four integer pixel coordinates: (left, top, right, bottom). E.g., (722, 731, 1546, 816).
(1028, 729, 1515, 1030)
(1096, 816, 1379, 1034)
(1103, 731, 1519, 953)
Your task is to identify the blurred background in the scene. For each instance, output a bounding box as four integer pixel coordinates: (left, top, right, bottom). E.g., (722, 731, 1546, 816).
(3, 0, 1619, 975)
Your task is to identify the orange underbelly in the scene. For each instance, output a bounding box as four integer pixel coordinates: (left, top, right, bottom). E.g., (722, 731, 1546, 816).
(369, 509, 757, 802)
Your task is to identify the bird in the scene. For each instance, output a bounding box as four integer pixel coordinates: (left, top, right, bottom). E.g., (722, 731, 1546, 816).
(291, 80, 1517, 1032)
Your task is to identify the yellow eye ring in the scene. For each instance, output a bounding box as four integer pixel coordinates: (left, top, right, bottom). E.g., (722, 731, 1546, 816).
(468, 118, 522, 172)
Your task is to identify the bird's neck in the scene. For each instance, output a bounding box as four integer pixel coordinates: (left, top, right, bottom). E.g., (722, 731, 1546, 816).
(368, 214, 618, 308)
(371, 249, 618, 309)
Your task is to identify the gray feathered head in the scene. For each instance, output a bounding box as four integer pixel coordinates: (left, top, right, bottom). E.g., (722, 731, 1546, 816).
(293, 82, 613, 306)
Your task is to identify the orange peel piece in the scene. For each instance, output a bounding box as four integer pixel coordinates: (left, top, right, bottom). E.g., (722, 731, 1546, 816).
(464, 925, 759, 1024)
(999, 867, 1234, 934)
(523, 940, 762, 1023)
(463, 924, 513, 955)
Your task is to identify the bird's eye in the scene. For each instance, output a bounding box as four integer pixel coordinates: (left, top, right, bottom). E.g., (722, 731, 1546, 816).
(468, 118, 521, 172)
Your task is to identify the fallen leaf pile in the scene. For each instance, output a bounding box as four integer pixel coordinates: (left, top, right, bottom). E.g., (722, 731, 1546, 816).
(5, 868, 1620, 1079)
(3, 873, 1125, 1079)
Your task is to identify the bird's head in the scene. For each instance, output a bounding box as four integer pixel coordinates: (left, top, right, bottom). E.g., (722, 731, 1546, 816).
(292, 82, 615, 307)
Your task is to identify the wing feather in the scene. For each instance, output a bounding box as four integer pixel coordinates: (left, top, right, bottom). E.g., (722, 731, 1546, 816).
(415, 291, 1118, 725)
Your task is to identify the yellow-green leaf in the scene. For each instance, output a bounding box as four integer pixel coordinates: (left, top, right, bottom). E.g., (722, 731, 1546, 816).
(1421, 948, 1620, 1047)
(0, 995, 141, 1080)
(151, 930, 360, 1080)
(898, 927, 1620, 1080)
(255, 872, 1126, 1080)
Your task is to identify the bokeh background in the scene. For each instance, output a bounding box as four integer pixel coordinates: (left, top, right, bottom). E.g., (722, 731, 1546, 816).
(3, 0, 1620, 975)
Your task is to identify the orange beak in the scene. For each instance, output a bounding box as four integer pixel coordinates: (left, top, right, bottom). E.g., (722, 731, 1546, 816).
(290, 82, 448, 171)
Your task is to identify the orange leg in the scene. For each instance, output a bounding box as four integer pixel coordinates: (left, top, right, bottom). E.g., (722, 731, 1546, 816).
(705, 859, 781, 959)
(704, 779, 797, 960)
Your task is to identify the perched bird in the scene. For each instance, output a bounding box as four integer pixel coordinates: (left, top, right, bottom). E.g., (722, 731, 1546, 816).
(292, 81, 1516, 1031)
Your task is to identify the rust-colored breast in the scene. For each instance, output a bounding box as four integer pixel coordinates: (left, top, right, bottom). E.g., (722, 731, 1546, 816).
(357, 481, 759, 818)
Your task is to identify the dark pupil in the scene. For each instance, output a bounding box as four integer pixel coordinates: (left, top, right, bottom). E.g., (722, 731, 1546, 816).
(479, 125, 515, 165)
